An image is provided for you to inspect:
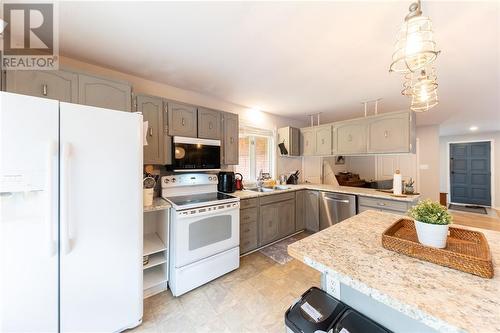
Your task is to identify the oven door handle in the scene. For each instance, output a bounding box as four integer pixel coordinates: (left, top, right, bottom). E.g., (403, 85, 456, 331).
(175, 202, 240, 219)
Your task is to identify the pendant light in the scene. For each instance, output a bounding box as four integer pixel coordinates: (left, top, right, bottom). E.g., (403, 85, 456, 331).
(402, 67, 439, 112)
(389, 0, 440, 73)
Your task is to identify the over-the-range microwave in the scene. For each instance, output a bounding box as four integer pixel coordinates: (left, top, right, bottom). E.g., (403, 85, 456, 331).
(172, 136, 221, 172)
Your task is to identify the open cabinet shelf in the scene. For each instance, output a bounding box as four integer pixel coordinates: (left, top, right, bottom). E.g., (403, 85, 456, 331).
(143, 232, 166, 256)
(143, 265, 167, 290)
(143, 251, 167, 270)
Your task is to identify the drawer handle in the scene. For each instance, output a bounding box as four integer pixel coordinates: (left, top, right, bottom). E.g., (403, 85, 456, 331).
(377, 202, 386, 206)
(230, 137, 234, 144)
(321, 138, 325, 144)
(148, 127, 153, 137)
(209, 122, 213, 129)
(348, 134, 353, 142)
(42, 84, 48, 96)
(244, 241, 250, 246)
(384, 130, 389, 138)
(181, 117, 185, 126)
(244, 228, 251, 233)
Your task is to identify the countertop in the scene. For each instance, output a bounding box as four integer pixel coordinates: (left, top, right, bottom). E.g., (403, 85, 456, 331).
(231, 184, 420, 202)
(288, 210, 500, 333)
(143, 197, 171, 212)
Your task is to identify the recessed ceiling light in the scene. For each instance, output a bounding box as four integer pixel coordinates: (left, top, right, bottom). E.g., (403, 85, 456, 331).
(469, 126, 478, 131)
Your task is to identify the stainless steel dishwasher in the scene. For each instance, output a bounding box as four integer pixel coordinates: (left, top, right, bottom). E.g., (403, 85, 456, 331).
(319, 192, 357, 230)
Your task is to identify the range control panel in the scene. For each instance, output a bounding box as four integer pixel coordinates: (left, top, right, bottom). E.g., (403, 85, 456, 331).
(161, 173, 218, 188)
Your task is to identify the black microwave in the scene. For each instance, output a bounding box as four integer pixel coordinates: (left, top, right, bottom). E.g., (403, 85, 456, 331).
(172, 136, 221, 172)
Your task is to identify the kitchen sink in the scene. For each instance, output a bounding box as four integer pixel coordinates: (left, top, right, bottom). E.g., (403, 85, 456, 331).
(246, 186, 290, 192)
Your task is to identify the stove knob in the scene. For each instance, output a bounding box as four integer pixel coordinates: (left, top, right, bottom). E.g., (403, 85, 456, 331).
(164, 178, 169, 183)
(171, 178, 176, 183)
(208, 176, 213, 181)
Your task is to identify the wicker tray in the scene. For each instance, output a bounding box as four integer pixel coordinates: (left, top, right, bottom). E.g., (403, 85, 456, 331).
(382, 218, 493, 278)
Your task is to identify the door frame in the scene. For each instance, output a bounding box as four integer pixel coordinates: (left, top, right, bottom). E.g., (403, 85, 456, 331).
(446, 139, 494, 207)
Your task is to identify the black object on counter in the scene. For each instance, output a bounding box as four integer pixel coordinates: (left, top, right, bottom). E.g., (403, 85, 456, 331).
(285, 287, 346, 333)
(286, 170, 300, 185)
(218, 171, 236, 193)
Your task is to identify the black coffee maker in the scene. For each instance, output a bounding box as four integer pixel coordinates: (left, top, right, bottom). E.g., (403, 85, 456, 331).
(218, 171, 236, 193)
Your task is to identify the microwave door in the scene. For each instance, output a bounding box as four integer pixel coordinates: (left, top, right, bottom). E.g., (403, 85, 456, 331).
(173, 137, 221, 171)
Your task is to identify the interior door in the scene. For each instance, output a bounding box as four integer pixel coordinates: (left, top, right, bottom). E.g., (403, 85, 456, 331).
(0, 93, 59, 332)
(59, 103, 143, 332)
(450, 142, 491, 206)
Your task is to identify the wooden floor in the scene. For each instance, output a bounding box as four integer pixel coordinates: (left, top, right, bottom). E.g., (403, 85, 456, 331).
(451, 209, 500, 232)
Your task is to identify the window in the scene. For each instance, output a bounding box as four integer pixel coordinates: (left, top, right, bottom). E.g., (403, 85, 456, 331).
(234, 127, 274, 184)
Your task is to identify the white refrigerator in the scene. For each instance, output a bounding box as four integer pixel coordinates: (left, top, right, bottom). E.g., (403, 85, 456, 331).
(0, 92, 143, 332)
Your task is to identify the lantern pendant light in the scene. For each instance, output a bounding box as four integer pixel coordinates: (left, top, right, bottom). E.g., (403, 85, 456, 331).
(402, 67, 439, 112)
(389, 0, 440, 73)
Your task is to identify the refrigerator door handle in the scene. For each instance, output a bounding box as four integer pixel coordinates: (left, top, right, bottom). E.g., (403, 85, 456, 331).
(61, 142, 72, 255)
(46, 141, 57, 257)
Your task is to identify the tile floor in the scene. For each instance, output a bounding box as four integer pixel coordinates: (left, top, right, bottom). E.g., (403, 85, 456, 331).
(132, 252, 321, 333)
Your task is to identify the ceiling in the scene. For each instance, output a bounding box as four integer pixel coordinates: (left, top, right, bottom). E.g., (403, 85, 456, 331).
(59, 1, 500, 136)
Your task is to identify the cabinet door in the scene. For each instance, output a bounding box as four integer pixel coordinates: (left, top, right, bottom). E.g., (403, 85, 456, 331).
(6, 70, 78, 102)
(198, 108, 221, 139)
(300, 128, 315, 156)
(260, 204, 279, 245)
(336, 121, 367, 154)
(168, 102, 197, 137)
(78, 74, 132, 112)
(223, 112, 239, 165)
(278, 199, 296, 239)
(277, 127, 300, 156)
(295, 190, 306, 231)
(304, 190, 320, 232)
(315, 125, 332, 155)
(367, 112, 410, 153)
(137, 95, 163, 165)
(162, 101, 172, 165)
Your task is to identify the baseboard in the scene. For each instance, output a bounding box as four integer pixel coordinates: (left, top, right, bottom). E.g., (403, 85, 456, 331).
(240, 229, 305, 257)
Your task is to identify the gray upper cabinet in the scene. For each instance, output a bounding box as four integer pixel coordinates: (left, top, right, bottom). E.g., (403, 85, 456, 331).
(197, 108, 221, 139)
(223, 112, 239, 165)
(6, 70, 78, 103)
(315, 125, 333, 156)
(367, 111, 415, 153)
(277, 126, 300, 156)
(168, 102, 197, 137)
(78, 74, 132, 112)
(336, 120, 367, 155)
(300, 127, 315, 156)
(137, 95, 166, 165)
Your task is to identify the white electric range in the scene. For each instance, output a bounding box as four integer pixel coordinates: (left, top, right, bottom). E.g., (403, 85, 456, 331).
(161, 173, 240, 296)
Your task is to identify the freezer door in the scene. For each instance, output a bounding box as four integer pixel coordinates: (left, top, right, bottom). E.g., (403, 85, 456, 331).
(0, 92, 59, 332)
(59, 103, 143, 332)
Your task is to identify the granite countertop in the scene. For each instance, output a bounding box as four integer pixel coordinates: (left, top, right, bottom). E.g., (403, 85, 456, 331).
(143, 197, 171, 213)
(231, 184, 420, 202)
(288, 210, 500, 333)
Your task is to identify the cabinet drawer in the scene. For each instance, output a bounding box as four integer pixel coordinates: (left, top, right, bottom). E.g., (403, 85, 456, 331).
(260, 192, 295, 205)
(358, 205, 406, 216)
(358, 196, 408, 212)
(240, 222, 258, 254)
(240, 198, 258, 209)
(240, 208, 258, 224)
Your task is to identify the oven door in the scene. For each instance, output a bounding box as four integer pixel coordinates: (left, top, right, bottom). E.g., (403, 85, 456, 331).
(172, 202, 239, 267)
(173, 136, 221, 172)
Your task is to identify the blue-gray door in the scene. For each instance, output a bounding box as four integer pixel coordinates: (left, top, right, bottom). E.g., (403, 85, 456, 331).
(450, 142, 491, 206)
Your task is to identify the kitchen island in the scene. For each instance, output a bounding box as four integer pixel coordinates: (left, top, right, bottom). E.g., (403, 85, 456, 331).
(288, 210, 500, 333)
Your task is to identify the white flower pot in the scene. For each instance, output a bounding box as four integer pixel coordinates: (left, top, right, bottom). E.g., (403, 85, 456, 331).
(414, 220, 449, 248)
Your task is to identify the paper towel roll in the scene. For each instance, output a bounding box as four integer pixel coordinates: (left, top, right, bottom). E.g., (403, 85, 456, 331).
(393, 170, 402, 195)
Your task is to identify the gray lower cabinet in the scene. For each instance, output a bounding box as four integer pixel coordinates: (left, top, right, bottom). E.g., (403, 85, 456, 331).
(278, 199, 296, 238)
(295, 190, 306, 231)
(168, 102, 198, 137)
(198, 108, 221, 139)
(259, 204, 280, 245)
(304, 190, 320, 232)
(358, 196, 413, 215)
(240, 208, 258, 254)
(137, 95, 171, 165)
(78, 73, 132, 112)
(5, 70, 78, 103)
(222, 112, 239, 165)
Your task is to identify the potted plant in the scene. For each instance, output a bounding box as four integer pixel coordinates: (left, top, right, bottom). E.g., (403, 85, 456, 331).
(407, 200, 452, 248)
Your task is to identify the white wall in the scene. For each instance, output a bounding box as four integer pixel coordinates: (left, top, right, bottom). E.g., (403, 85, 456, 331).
(60, 56, 306, 177)
(416, 125, 440, 201)
(345, 156, 377, 180)
(439, 131, 500, 209)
